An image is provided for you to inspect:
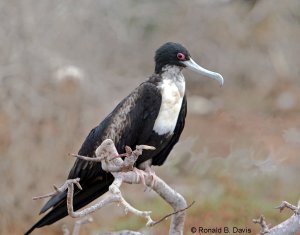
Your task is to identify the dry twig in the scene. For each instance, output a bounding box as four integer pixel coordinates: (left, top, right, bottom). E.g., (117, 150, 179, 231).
(253, 200, 300, 235)
(252, 215, 270, 235)
(62, 216, 93, 235)
(276, 201, 300, 214)
(151, 201, 195, 226)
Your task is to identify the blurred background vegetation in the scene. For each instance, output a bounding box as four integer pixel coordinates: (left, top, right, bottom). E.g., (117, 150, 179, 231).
(1, 0, 300, 234)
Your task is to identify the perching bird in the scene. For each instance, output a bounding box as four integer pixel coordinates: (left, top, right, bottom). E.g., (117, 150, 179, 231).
(25, 42, 223, 234)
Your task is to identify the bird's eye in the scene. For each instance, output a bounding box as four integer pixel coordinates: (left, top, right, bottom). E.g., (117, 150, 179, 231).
(177, 53, 185, 61)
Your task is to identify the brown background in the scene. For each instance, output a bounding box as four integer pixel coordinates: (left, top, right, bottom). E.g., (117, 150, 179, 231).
(1, 1, 300, 234)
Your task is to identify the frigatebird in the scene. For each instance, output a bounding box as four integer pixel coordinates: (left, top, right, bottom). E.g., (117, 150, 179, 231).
(25, 42, 223, 234)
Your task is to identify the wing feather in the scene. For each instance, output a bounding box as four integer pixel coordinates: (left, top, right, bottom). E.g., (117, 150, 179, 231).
(39, 82, 162, 214)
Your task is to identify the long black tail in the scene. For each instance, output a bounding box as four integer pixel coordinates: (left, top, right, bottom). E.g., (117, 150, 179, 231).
(25, 175, 114, 235)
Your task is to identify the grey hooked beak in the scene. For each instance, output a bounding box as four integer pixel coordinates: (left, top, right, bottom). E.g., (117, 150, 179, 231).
(182, 58, 224, 87)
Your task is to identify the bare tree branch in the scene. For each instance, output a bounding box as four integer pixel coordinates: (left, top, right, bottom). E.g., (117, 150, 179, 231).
(252, 215, 270, 235)
(62, 216, 93, 235)
(32, 178, 82, 200)
(276, 201, 300, 214)
(62, 225, 70, 235)
(34, 139, 189, 235)
(253, 200, 300, 235)
(72, 216, 93, 235)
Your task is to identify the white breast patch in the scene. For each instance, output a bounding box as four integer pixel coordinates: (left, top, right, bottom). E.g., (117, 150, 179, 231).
(153, 66, 185, 135)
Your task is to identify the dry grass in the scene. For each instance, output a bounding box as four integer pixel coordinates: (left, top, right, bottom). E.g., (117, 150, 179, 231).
(1, 0, 300, 234)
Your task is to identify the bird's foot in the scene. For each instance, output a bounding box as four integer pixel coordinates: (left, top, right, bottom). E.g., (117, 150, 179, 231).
(133, 167, 147, 186)
(144, 166, 158, 189)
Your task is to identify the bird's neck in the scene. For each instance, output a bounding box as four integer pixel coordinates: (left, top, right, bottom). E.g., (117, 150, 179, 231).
(160, 65, 185, 97)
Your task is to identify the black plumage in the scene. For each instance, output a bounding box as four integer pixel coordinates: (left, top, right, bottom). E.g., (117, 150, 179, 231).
(25, 42, 223, 234)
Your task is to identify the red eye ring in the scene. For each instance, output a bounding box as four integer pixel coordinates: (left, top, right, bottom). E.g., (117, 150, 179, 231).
(177, 52, 185, 61)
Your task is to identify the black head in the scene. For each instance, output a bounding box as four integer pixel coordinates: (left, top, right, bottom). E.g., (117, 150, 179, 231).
(153, 42, 224, 86)
(154, 42, 191, 74)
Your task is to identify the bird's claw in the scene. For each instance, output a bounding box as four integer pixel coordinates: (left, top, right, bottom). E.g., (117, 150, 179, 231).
(133, 168, 147, 186)
(145, 166, 158, 189)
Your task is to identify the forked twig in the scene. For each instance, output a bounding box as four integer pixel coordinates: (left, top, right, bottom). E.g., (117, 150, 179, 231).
(252, 215, 270, 235)
(253, 200, 300, 235)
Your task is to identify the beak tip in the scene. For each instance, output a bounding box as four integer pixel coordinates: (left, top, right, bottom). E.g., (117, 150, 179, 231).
(217, 74, 224, 87)
(183, 58, 224, 87)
